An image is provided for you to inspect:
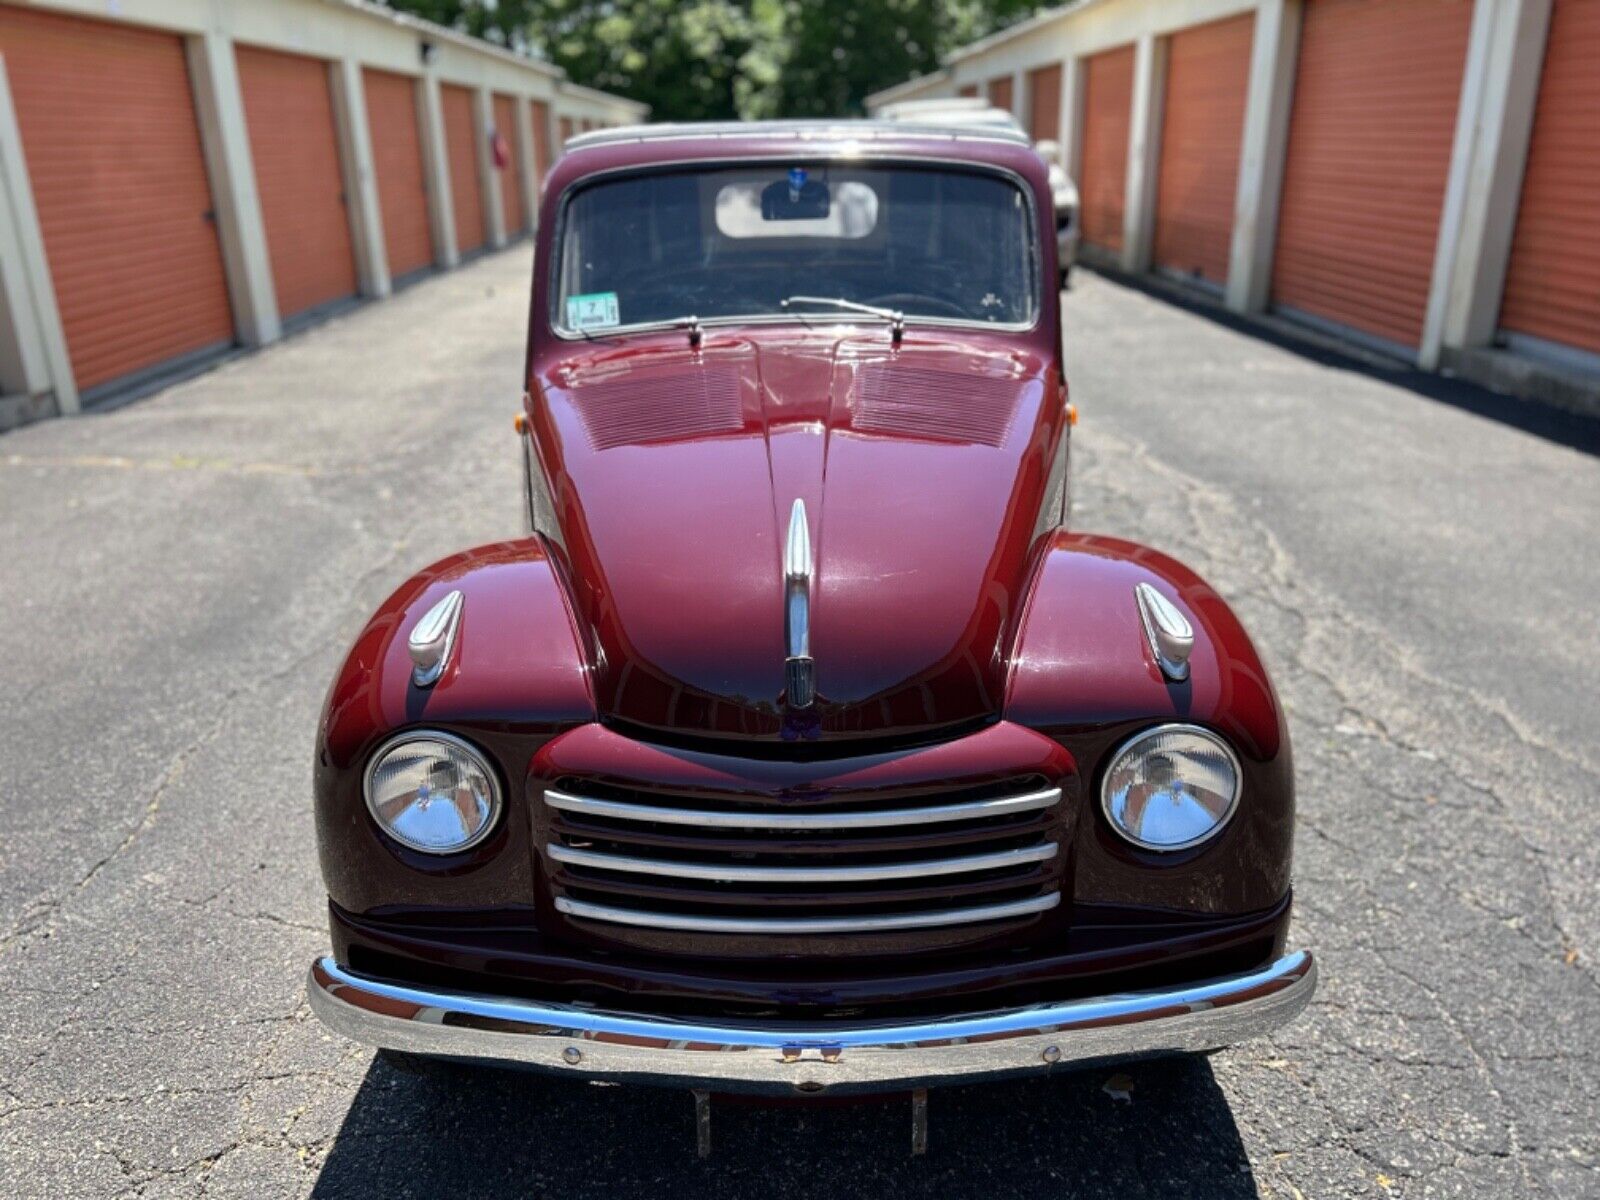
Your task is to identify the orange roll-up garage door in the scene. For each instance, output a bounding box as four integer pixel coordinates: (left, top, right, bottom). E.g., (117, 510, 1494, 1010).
(1028, 64, 1062, 143)
(236, 45, 357, 321)
(1153, 13, 1253, 286)
(441, 84, 486, 254)
(363, 68, 434, 280)
(987, 76, 1013, 114)
(0, 8, 233, 396)
(1498, 0, 1600, 358)
(1079, 44, 1135, 253)
(531, 99, 553, 187)
(1270, 0, 1472, 349)
(493, 93, 526, 236)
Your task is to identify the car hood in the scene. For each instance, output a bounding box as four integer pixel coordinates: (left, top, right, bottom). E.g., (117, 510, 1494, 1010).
(534, 327, 1057, 743)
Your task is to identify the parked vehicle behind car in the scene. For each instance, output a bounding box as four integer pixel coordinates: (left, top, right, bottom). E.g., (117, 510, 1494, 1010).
(879, 98, 1078, 285)
(307, 120, 1313, 1154)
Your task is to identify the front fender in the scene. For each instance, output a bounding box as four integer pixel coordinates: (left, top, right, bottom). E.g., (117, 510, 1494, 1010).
(1005, 531, 1294, 915)
(315, 538, 594, 913)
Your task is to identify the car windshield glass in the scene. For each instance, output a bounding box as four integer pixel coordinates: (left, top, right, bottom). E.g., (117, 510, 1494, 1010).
(553, 163, 1038, 336)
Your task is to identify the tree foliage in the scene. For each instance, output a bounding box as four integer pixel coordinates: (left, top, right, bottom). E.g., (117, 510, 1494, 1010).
(376, 0, 1044, 120)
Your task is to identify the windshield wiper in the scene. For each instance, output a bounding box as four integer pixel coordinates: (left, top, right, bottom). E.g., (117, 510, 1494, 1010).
(780, 296, 905, 346)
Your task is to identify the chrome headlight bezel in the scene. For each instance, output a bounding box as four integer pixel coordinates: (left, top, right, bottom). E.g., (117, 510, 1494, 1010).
(362, 729, 503, 856)
(1099, 723, 1242, 853)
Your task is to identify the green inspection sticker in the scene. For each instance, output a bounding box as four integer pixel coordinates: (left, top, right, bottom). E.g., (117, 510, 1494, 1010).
(566, 292, 621, 331)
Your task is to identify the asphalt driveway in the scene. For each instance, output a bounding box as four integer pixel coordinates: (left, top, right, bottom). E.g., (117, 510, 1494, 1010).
(1, 249, 1595, 1198)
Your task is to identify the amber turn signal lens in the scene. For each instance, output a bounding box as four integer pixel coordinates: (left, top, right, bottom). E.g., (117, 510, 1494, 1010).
(1066, 403, 1078, 426)
(513, 412, 529, 435)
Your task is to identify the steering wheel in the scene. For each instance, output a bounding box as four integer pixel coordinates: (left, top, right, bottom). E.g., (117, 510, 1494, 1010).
(862, 293, 970, 318)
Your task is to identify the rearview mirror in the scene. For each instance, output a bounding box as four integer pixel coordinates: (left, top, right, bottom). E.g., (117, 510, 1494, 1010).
(761, 176, 831, 221)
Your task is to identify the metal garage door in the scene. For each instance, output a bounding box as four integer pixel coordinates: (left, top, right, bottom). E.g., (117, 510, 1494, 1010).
(531, 99, 553, 190)
(0, 7, 233, 396)
(987, 76, 1013, 114)
(1498, 0, 1600, 359)
(558, 116, 575, 150)
(493, 93, 526, 237)
(1028, 64, 1062, 142)
(1271, 0, 1473, 350)
(236, 45, 357, 322)
(1154, 13, 1253, 287)
(363, 68, 434, 280)
(441, 84, 486, 255)
(1079, 44, 1135, 254)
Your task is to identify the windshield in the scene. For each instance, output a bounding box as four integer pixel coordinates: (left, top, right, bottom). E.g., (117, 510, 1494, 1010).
(553, 163, 1039, 336)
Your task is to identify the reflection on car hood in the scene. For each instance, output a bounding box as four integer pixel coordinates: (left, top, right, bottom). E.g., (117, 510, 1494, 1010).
(535, 327, 1057, 743)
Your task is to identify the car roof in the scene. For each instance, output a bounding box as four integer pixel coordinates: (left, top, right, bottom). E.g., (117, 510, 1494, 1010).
(562, 120, 1033, 153)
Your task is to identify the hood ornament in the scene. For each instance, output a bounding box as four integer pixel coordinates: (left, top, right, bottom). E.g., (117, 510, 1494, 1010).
(784, 499, 815, 708)
(1134, 582, 1193, 683)
(409, 589, 464, 688)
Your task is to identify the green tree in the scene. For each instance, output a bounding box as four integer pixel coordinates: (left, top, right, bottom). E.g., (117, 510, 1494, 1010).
(377, 0, 1045, 120)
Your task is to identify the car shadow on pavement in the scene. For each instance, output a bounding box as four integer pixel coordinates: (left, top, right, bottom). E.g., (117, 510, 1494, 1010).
(309, 1051, 1257, 1199)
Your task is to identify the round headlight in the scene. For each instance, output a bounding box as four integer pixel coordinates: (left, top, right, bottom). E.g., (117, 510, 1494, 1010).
(1100, 724, 1241, 852)
(364, 732, 501, 854)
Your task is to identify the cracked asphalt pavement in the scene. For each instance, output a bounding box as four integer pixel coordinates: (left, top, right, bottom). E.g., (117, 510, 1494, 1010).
(2, 250, 1596, 1198)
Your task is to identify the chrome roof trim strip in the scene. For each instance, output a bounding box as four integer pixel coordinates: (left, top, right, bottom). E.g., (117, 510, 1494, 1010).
(547, 841, 1056, 884)
(554, 891, 1059, 934)
(542, 785, 1061, 830)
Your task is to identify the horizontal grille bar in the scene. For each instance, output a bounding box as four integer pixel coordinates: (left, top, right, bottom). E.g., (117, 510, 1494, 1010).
(543, 785, 1061, 830)
(554, 892, 1060, 934)
(549, 841, 1057, 883)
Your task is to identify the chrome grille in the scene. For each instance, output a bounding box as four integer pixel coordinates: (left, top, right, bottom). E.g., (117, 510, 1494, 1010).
(540, 781, 1064, 937)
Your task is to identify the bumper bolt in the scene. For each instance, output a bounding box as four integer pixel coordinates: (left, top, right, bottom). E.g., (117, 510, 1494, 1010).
(562, 1046, 582, 1065)
(1042, 1045, 1061, 1064)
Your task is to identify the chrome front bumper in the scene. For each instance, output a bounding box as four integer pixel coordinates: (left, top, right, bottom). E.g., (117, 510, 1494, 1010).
(308, 950, 1315, 1096)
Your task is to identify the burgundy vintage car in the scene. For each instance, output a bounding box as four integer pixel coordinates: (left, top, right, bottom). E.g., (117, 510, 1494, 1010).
(308, 120, 1314, 1150)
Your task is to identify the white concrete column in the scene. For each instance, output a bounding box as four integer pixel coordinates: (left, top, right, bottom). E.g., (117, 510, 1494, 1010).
(1010, 70, 1028, 128)
(1057, 56, 1085, 182)
(513, 98, 538, 233)
(0, 58, 67, 406)
(1226, 0, 1302, 314)
(475, 86, 505, 250)
(1122, 33, 1167, 273)
(185, 30, 280, 348)
(329, 58, 390, 299)
(417, 75, 458, 267)
(1420, 0, 1552, 369)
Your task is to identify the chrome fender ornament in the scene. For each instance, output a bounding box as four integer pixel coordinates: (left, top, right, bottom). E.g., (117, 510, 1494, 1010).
(784, 499, 815, 708)
(409, 589, 464, 688)
(1134, 582, 1193, 683)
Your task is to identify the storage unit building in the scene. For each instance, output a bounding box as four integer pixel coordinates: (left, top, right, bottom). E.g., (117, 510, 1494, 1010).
(493, 92, 526, 237)
(0, 7, 234, 398)
(236, 45, 358, 322)
(0, 0, 645, 430)
(363, 68, 435, 280)
(987, 75, 1013, 113)
(440, 83, 487, 255)
(1497, 0, 1600, 359)
(1153, 13, 1253, 288)
(531, 99, 554, 185)
(1027, 63, 1062, 143)
(1270, 0, 1474, 350)
(865, 0, 1596, 411)
(1079, 45, 1135, 255)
